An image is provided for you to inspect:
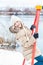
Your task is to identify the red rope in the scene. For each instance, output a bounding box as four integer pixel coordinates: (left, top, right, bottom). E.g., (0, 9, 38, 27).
(31, 10, 41, 65)
(31, 42, 36, 65)
(22, 58, 26, 65)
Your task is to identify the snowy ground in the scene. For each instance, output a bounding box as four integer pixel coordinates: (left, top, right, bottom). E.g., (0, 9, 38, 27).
(0, 49, 38, 65)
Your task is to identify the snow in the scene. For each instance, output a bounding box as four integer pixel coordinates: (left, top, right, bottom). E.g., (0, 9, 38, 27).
(0, 15, 15, 43)
(0, 49, 24, 65)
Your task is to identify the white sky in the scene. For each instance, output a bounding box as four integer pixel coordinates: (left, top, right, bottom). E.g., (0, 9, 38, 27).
(0, 0, 43, 8)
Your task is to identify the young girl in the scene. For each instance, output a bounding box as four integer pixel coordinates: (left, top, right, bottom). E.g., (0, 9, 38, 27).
(9, 15, 43, 65)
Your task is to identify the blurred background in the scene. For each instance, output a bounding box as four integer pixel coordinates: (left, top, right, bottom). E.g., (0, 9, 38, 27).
(0, 0, 43, 54)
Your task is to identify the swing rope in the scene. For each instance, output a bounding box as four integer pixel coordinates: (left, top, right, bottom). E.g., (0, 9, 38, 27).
(31, 5, 42, 65)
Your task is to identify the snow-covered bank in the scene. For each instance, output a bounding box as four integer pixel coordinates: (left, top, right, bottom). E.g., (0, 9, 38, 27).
(0, 49, 24, 65)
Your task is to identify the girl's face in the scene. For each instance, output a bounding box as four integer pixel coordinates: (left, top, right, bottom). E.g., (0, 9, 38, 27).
(14, 21, 22, 28)
(9, 21, 23, 33)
